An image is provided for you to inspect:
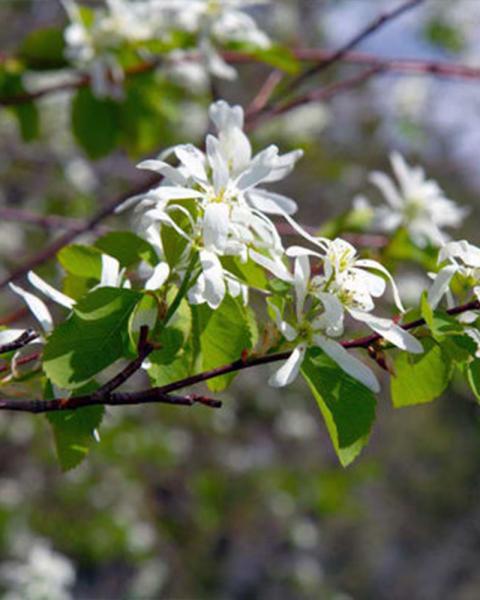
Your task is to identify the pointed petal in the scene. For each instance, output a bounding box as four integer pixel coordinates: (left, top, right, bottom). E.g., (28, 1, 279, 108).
(99, 254, 121, 288)
(312, 334, 380, 393)
(348, 309, 423, 353)
(203, 203, 230, 252)
(200, 250, 226, 309)
(427, 265, 457, 309)
(355, 259, 405, 313)
(27, 271, 75, 309)
(145, 263, 170, 291)
(268, 343, 306, 387)
(9, 283, 54, 333)
(246, 189, 298, 215)
(174, 145, 207, 182)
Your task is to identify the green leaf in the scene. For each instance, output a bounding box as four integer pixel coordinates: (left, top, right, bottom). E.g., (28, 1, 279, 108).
(95, 231, 157, 267)
(148, 351, 190, 387)
(467, 358, 480, 402)
(71, 88, 120, 158)
(0, 68, 40, 141)
(424, 19, 464, 52)
(391, 338, 453, 407)
(13, 102, 40, 142)
(384, 228, 438, 271)
(194, 296, 252, 392)
(58, 244, 102, 279)
(47, 406, 104, 472)
(43, 288, 141, 389)
(221, 256, 268, 291)
(301, 348, 377, 467)
(19, 27, 67, 70)
(229, 42, 300, 74)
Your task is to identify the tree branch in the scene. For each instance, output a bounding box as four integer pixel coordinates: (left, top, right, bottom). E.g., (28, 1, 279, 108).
(0, 299, 478, 413)
(280, 0, 425, 96)
(0, 330, 39, 355)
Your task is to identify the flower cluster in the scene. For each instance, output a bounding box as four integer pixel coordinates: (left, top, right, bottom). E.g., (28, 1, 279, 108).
(364, 151, 467, 247)
(61, 0, 271, 97)
(116, 99, 424, 391)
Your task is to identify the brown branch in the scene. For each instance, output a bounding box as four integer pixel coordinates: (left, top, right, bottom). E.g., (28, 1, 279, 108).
(0, 299, 477, 413)
(246, 66, 383, 130)
(93, 325, 153, 397)
(0, 172, 159, 292)
(149, 298, 480, 396)
(281, 0, 425, 96)
(0, 207, 109, 233)
(246, 69, 284, 116)
(3, 42, 480, 108)
(0, 392, 221, 413)
(0, 330, 38, 355)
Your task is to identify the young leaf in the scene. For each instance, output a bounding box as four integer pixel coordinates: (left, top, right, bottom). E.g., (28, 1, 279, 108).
(19, 27, 67, 70)
(95, 231, 158, 268)
(71, 88, 120, 158)
(390, 338, 453, 407)
(43, 288, 141, 389)
(58, 244, 102, 279)
(194, 296, 252, 392)
(47, 406, 104, 472)
(301, 348, 377, 467)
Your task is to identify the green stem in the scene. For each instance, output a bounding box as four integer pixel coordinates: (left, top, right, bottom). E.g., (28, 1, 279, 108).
(163, 252, 199, 328)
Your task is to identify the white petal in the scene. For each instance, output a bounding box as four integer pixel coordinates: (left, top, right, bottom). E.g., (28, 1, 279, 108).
(261, 149, 303, 183)
(27, 271, 75, 310)
(9, 283, 54, 333)
(149, 186, 204, 201)
(294, 255, 310, 319)
(369, 171, 403, 209)
(203, 203, 230, 252)
(137, 159, 187, 186)
(348, 309, 423, 353)
(355, 259, 405, 313)
(0, 329, 27, 345)
(246, 189, 297, 215)
(427, 265, 457, 309)
(268, 343, 306, 387)
(200, 250, 226, 309)
(145, 263, 170, 291)
(174, 145, 207, 182)
(312, 334, 380, 393)
(206, 135, 229, 194)
(100, 254, 121, 288)
(249, 250, 293, 283)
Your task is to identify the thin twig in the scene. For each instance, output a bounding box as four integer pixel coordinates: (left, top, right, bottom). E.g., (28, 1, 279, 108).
(247, 66, 383, 130)
(281, 0, 425, 96)
(246, 69, 284, 116)
(0, 299, 477, 413)
(0, 207, 108, 233)
(0, 173, 159, 292)
(0, 330, 39, 355)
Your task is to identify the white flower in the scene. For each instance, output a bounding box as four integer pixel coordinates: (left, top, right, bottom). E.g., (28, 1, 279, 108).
(269, 255, 381, 392)
(428, 239, 480, 309)
(284, 226, 423, 353)
(368, 152, 467, 247)
(121, 100, 302, 307)
(157, 0, 271, 79)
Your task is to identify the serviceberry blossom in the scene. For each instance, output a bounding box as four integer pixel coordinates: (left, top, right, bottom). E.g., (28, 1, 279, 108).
(428, 240, 480, 309)
(269, 229, 423, 391)
(122, 99, 302, 308)
(61, 0, 166, 97)
(367, 152, 467, 247)
(159, 0, 271, 79)
(269, 254, 382, 392)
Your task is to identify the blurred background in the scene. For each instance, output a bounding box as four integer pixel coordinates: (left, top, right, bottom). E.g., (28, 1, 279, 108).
(2, 0, 480, 598)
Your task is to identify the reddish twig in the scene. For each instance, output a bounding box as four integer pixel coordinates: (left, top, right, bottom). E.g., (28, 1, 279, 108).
(246, 69, 284, 116)
(246, 66, 383, 130)
(0, 173, 159, 292)
(0, 299, 477, 413)
(0, 207, 109, 233)
(281, 0, 425, 96)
